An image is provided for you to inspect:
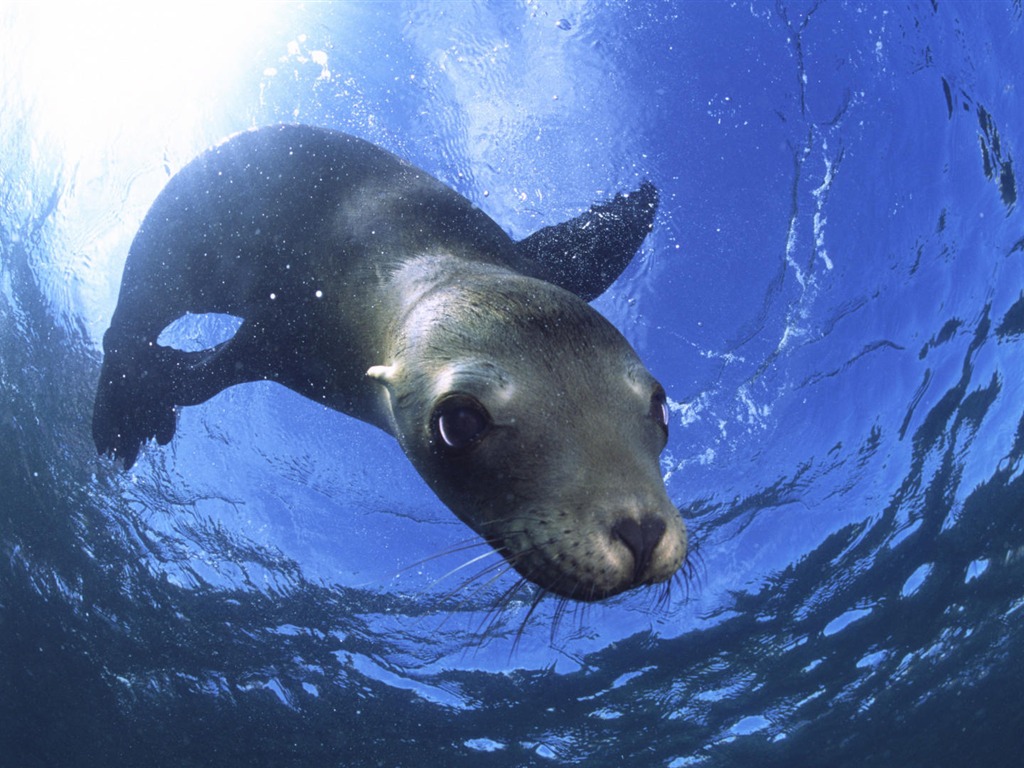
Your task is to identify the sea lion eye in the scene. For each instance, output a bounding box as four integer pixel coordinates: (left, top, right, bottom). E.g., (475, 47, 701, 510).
(650, 386, 669, 435)
(432, 395, 491, 453)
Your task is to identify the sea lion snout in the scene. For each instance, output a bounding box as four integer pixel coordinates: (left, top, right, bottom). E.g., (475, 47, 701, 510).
(612, 515, 667, 584)
(596, 496, 687, 598)
(504, 494, 686, 601)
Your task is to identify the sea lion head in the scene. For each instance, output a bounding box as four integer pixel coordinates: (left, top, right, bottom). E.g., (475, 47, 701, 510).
(369, 273, 687, 602)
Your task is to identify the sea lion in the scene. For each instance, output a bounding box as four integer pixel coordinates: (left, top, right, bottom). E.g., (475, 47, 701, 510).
(93, 124, 686, 601)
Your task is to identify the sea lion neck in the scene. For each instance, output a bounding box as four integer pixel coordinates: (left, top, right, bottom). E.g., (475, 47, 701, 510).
(383, 252, 527, 338)
(389, 250, 519, 299)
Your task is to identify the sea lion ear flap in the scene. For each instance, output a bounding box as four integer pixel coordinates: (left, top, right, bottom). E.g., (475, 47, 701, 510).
(510, 180, 659, 302)
(367, 364, 406, 437)
(366, 364, 399, 389)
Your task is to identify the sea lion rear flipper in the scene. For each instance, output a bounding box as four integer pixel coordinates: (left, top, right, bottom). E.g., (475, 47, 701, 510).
(511, 181, 659, 302)
(93, 328, 256, 469)
(93, 337, 180, 469)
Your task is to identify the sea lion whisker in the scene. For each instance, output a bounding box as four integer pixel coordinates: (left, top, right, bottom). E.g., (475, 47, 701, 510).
(474, 513, 548, 528)
(447, 558, 519, 605)
(562, 598, 596, 644)
(433, 562, 520, 638)
(682, 540, 707, 593)
(432, 545, 530, 613)
(549, 595, 577, 643)
(510, 586, 549, 655)
(427, 548, 502, 591)
(472, 575, 530, 640)
(656, 579, 675, 610)
(453, 572, 545, 654)
(650, 542, 702, 610)
(465, 574, 528, 645)
(398, 537, 492, 575)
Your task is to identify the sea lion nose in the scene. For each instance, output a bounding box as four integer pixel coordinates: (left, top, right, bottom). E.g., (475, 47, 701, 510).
(612, 516, 667, 583)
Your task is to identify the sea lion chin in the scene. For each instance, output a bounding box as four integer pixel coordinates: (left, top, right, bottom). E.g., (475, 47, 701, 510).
(93, 124, 687, 602)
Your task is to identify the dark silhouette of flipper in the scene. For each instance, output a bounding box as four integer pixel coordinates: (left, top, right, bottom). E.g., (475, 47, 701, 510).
(92, 334, 182, 469)
(511, 181, 659, 302)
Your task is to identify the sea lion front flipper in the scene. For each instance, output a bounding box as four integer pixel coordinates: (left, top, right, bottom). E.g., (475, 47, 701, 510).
(511, 181, 659, 302)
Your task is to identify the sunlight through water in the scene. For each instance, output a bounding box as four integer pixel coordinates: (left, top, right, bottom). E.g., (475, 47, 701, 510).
(14, 3, 279, 155)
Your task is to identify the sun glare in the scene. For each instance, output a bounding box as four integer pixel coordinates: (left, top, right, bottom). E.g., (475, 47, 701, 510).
(17, 2, 279, 155)
(6, 3, 284, 343)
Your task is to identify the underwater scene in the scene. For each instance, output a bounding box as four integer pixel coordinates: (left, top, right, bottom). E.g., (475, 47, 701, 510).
(2, 2, 1023, 766)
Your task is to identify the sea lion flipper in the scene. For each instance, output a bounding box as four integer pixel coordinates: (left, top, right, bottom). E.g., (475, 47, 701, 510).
(512, 180, 659, 302)
(92, 329, 257, 468)
(93, 339, 179, 469)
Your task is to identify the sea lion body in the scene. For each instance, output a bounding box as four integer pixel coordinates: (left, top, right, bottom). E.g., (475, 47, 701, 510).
(94, 124, 686, 601)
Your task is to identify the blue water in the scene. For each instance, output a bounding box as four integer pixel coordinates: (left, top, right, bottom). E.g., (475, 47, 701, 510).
(2, 2, 1023, 766)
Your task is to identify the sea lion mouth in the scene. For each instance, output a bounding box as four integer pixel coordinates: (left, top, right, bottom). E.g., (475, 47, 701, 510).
(484, 512, 686, 602)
